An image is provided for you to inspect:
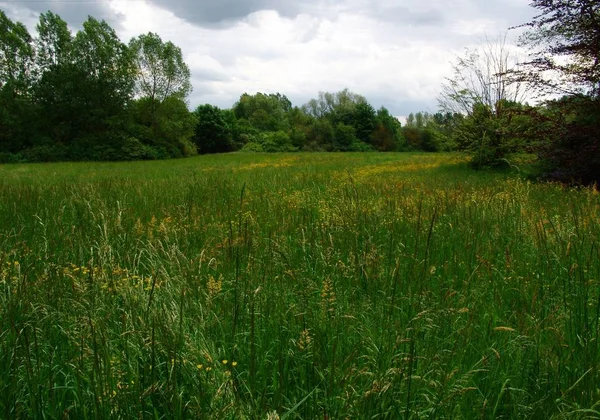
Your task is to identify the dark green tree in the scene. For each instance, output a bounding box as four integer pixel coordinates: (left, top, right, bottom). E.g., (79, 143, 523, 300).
(372, 107, 404, 151)
(193, 104, 233, 154)
(66, 16, 136, 157)
(352, 101, 377, 144)
(513, 0, 600, 184)
(32, 11, 74, 149)
(0, 10, 35, 154)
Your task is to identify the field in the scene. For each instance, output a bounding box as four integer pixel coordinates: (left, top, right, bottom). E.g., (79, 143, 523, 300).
(0, 152, 599, 419)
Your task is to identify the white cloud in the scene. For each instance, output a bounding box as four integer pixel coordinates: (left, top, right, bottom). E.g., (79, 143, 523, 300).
(2, 0, 536, 115)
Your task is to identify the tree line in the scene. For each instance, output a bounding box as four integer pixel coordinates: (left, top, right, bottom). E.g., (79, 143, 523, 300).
(1, 1, 598, 185)
(0, 10, 412, 162)
(1, 11, 196, 161)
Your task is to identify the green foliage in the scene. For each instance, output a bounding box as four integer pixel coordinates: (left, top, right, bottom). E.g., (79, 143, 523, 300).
(372, 107, 404, 151)
(517, 0, 600, 98)
(0, 11, 35, 153)
(239, 141, 265, 152)
(233, 92, 291, 133)
(306, 118, 335, 151)
(35, 11, 71, 71)
(126, 33, 194, 157)
(129, 32, 191, 102)
(333, 123, 358, 151)
(193, 104, 233, 154)
(351, 101, 377, 144)
(511, 1, 600, 185)
(58, 17, 136, 149)
(402, 113, 443, 152)
(452, 101, 535, 168)
(260, 130, 297, 152)
(531, 96, 600, 184)
(0, 10, 34, 90)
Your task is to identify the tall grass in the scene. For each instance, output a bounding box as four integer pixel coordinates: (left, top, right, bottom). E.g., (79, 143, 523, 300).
(0, 152, 599, 418)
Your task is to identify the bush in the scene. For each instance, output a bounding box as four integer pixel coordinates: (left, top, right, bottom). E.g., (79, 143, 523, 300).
(177, 138, 198, 157)
(348, 140, 374, 152)
(536, 96, 600, 185)
(21, 145, 68, 162)
(240, 142, 265, 153)
(0, 152, 23, 163)
(260, 131, 298, 153)
(121, 137, 159, 160)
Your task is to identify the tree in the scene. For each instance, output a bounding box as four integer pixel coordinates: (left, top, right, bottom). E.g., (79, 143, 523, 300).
(302, 89, 368, 121)
(130, 32, 191, 102)
(514, 1, 600, 184)
(33, 12, 74, 146)
(193, 104, 233, 154)
(68, 16, 136, 151)
(233, 92, 290, 132)
(35, 11, 72, 71)
(129, 33, 192, 145)
(334, 123, 359, 151)
(439, 35, 525, 117)
(515, 0, 600, 98)
(439, 35, 528, 166)
(372, 107, 404, 151)
(301, 89, 382, 150)
(0, 11, 35, 153)
(0, 10, 34, 91)
(352, 101, 377, 144)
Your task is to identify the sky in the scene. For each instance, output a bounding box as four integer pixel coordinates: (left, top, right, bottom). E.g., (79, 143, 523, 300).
(1, 0, 536, 117)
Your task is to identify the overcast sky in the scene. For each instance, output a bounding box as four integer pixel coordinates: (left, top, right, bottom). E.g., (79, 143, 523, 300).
(1, 0, 535, 117)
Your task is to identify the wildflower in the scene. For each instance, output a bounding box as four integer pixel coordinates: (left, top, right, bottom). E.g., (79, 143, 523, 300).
(231, 361, 238, 367)
(207, 274, 222, 300)
(196, 364, 203, 370)
(222, 359, 228, 365)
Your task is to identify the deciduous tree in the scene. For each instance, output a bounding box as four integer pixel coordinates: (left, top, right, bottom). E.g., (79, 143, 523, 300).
(515, 0, 600, 98)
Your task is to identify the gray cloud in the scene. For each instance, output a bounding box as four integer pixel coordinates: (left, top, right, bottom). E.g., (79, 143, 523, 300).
(1, 0, 125, 31)
(145, 0, 317, 27)
(1, 0, 539, 117)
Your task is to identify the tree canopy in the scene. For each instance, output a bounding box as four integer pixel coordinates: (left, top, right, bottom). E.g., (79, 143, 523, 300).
(516, 0, 600, 98)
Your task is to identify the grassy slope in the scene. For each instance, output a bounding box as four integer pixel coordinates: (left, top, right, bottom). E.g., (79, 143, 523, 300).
(0, 152, 599, 419)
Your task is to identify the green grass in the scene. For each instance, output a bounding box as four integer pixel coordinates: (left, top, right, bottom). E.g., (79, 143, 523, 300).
(1, 152, 599, 419)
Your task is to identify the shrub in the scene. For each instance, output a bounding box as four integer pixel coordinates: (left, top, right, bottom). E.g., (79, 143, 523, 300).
(240, 142, 265, 153)
(21, 145, 68, 162)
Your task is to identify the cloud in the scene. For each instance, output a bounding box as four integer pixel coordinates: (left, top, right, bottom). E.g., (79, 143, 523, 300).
(1, 0, 537, 115)
(1, 0, 125, 30)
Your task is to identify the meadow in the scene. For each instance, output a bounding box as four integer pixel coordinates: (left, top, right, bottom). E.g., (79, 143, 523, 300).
(0, 152, 599, 419)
